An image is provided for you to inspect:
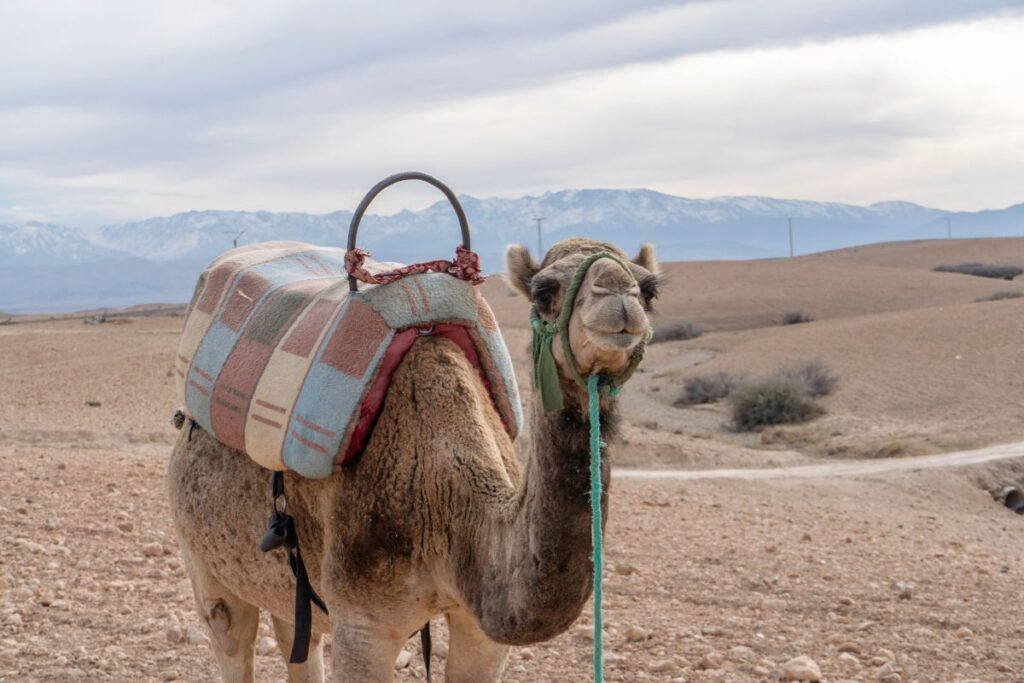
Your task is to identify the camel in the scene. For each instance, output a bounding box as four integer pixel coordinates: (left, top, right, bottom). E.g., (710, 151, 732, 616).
(167, 236, 660, 682)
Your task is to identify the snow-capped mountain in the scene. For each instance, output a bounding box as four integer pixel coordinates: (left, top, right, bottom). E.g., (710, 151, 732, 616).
(0, 221, 129, 267)
(1, 189, 1021, 312)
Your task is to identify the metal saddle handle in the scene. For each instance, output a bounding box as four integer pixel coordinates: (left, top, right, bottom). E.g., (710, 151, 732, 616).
(348, 172, 471, 292)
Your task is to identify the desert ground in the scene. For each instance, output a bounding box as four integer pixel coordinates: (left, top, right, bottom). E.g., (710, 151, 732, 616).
(2, 238, 1024, 682)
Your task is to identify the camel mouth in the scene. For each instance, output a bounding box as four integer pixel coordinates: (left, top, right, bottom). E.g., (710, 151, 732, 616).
(587, 329, 642, 350)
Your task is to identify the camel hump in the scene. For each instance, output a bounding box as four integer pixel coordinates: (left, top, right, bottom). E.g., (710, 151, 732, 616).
(174, 242, 522, 478)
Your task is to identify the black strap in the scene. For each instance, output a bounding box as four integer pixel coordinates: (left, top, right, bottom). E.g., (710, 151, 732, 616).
(259, 471, 328, 663)
(420, 622, 432, 681)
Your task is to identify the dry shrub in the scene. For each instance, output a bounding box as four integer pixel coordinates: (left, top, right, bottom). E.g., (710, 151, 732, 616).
(934, 262, 1023, 280)
(771, 359, 839, 398)
(781, 310, 814, 325)
(675, 372, 744, 405)
(651, 321, 703, 343)
(729, 382, 824, 431)
(975, 291, 1023, 302)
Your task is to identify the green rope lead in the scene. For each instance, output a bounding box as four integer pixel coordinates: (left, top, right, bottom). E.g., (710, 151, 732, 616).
(588, 374, 604, 683)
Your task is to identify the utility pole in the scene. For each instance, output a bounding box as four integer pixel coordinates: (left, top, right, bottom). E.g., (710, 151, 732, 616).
(533, 217, 545, 255)
(225, 230, 245, 248)
(788, 217, 794, 258)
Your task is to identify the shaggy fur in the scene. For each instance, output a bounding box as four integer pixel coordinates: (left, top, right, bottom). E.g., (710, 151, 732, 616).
(168, 238, 659, 682)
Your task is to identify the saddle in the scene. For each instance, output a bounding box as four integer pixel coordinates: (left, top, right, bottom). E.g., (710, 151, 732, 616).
(174, 175, 522, 479)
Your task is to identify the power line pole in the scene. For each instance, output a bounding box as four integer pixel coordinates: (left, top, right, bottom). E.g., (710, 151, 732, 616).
(533, 217, 545, 255)
(788, 217, 794, 258)
(225, 230, 245, 248)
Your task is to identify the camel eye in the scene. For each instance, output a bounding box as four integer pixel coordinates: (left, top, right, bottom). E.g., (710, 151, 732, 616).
(531, 276, 560, 316)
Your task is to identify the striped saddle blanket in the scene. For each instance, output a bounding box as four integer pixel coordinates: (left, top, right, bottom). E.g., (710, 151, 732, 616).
(175, 241, 522, 478)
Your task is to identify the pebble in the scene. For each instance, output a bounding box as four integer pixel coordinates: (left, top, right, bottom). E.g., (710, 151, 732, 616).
(698, 652, 723, 670)
(624, 625, 650, 642)
(256, 636, 277, 656)
(838, 652, 860, 666)
(165, 627, 184, 644)
(185, 626, 209, 645)
(142, 542, 165, 557)
(781, 655, 822, 682)
(955, 626, 974, 639)
(519, 648, 534, 661)
(395, 649, 413, 669)
(575, 625, 593, 640)
(837, 642, 861, 655)
(647, 659, 679, 673)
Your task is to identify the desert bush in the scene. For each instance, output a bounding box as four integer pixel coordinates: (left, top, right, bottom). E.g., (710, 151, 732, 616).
(771, 359, 839, 398)
(975, 291, 1024, 302)
(729, 382, 824, 431)
(675, 372, 744, 405)
(933, 262, 1023, 280)
(780, 310, 813, 325)
(651, 320, 703, 343)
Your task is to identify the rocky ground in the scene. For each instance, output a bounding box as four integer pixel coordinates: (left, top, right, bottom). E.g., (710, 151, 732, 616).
(2, 440, 1024, 682)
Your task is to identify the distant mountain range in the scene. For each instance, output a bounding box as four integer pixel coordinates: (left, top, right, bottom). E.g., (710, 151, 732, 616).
(2, 189, 1022, 313)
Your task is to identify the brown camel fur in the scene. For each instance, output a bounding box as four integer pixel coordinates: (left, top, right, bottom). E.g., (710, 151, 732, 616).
(168, 237, 660, 682)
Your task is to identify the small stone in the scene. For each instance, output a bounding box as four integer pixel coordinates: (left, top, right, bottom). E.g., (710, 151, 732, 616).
(699, 652, 723, 670)
(575, 625, 594, 640)
(165, 627, 184, 643)
(955, 626, 973, 639)
(519, 648, 534, 661)
(5, 613, 23, 628)
(837, 642, 861, 655)
(604, 652, 625, 664)
(838, 596, 854, 606)
(160, 672, 178, 681)
(117, 522, 134, 533)
(395, 649, 413, 669)
(878, 648, 896, 662)
(256, 636, 277, 656)
(624, 625, 650, 643)
(142, 542, 165, 557)
(781, 655, 822, 682)
(894, 581, 912, 600)
(613, 563, 640, 576)
(648, 659, 679, 673)
(43, 517, 59, 530)
(838, 652, 860, 666)
(730, 645, 754, 660)
(186, 626, 209, 645)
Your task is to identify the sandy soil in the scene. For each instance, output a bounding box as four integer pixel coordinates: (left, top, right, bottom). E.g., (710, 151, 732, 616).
(3, 239, 1024, 681)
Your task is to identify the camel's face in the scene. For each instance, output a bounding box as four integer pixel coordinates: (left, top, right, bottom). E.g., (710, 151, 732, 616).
(507, 237, 660, 379)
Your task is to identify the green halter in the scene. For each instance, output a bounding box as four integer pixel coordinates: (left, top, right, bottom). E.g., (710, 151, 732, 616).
(529, 251, 650, 412)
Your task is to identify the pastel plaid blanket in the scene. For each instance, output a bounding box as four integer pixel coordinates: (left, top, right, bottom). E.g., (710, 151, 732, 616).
(175, 241, 522, 478)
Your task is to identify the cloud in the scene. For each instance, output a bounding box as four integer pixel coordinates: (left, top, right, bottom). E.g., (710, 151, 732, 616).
(0, 0, 1021, 224)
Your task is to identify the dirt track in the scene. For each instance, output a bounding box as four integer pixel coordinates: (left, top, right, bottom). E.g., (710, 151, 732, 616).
(619, 439, 1024, 481)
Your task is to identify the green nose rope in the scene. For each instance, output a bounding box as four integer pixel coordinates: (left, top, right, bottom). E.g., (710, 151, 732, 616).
(529, 252, 651, 683)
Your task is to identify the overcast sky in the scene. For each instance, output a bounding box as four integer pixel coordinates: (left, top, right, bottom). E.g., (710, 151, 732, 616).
(2, 0, 1023, 226)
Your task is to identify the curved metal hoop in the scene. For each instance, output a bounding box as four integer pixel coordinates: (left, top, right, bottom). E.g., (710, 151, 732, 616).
(348, 172, 471, 292)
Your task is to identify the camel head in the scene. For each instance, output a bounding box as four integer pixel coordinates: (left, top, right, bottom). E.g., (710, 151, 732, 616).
(507, 237, 660, 402)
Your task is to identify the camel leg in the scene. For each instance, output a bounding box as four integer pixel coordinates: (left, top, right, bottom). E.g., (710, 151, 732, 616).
(443, 609, 509, 683)
(330, 614, 407, 682)
(182, 552, 260, 683)
(271, 615, 325, 683)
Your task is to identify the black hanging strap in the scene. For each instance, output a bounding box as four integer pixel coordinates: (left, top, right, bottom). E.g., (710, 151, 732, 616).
(259, 471, 328, 663)
(420, 622, 432, 681)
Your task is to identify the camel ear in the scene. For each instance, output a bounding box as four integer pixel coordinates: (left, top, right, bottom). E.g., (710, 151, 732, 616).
(505, 244, 540, 299)
(632, 243, 658, 273)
